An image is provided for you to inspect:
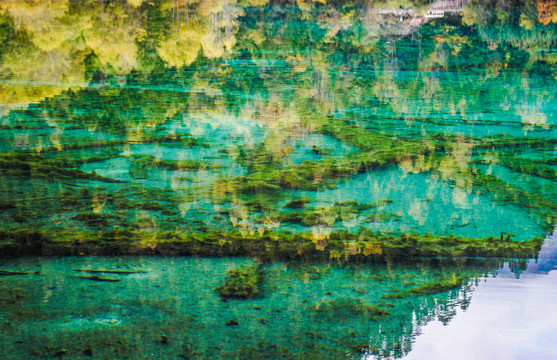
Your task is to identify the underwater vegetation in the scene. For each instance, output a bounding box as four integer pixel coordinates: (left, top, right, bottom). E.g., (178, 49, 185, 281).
(312, 298, 391, 321)
(128, 154, 223, 179)
(216, 264, 262, 299)
(408, 277, 465, 295)
(0, 154, 123, 183)
(0, 228, 542, 262)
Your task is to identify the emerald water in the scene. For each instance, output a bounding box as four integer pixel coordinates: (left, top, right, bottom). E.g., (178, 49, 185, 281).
(0, 0, 556, 358)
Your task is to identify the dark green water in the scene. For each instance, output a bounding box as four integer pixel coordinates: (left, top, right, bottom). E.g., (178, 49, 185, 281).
(0, 0, 556, 358)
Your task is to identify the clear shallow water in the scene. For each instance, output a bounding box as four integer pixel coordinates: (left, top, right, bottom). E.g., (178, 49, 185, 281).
(0, 256, 530, 359)
(0, 229, 556, 360)
(0, 0, 556, 358)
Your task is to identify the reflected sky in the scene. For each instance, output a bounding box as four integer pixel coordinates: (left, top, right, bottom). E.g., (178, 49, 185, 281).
(402, 229, 557, 360)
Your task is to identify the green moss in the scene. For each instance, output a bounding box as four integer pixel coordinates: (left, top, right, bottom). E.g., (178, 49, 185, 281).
(364, 211, 402, 223)
(443, 168, 557, 230)
(72, 212, 113, 227)
(210, 123, 435, 196)
(238, 180, 283, 193)
(0, 227, 543, 264)
(216, 265, 262, 299)
(276, 201, 387, 226)
(475, 134, 557, 151)
(496, 157, 556, 181)
(285, 198, 311, 209)
(37, 133, 207, 153)
(113, 199, 140, 209)
(132, 217, 157, 229)
(244, 198, 274, 212)
(0, 153, 123, 183)
(312, 145, 329, 155)
(60, 198, 80, 206)
(312, 298, 390, 321)
(140, 201, 163, 211)
(408, 277, 465, 295)
(128, 154, 225, 179)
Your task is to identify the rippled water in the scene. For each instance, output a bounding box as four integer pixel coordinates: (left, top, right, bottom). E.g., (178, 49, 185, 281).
(0, 0, 556, 358)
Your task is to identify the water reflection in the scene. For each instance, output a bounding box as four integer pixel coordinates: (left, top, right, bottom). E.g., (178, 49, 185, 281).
(402, 228, 557, 360)
(0, 0, 556, 358)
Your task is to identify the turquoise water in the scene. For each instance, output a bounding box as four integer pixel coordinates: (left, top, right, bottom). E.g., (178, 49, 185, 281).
(0, 256, 508, 359)
(0, 0, 556, 358)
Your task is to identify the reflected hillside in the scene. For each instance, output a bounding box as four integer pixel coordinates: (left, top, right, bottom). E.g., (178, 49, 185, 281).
(1, 0, 556, 106)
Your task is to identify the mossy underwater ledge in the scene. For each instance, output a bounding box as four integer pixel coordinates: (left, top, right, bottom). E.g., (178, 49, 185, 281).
(0, 228, 543, 262)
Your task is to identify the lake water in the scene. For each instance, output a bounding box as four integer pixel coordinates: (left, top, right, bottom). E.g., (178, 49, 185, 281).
(0, 0, 556, 359)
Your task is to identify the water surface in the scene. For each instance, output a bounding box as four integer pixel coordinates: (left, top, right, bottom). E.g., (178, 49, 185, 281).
(0, 0, 556, 358)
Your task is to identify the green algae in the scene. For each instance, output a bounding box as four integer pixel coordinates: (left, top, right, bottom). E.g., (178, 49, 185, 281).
(441, 168, 557, 230)
(243, 198, 275, 213)
(37, 134, 208, 153)
(363, 211, 402, 223)
(285, 198, 311, 209)
(0, 153, 123, 183)
(216, 264, 262, 299)
(312, 298, 390, 322)
(495, 157, 556, 181)
(311, 145, 329, 156)
(0, 228, 543, 262)
(383, 275, 468, 298)
(71, 212, 114, 228)
(408, 277, 466, 295)
(128, 154, 224, 179)
(140, 201, 163, 211)
(273, 200, 395, 227)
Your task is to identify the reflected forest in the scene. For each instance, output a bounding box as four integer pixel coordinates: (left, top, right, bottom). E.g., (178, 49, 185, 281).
(0, 0, 556, 359)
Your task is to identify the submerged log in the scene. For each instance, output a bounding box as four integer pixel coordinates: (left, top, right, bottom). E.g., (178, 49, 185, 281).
(77, 275, 121, 282)
(73, 269, 147, 274)
(0, 270, 29, 276)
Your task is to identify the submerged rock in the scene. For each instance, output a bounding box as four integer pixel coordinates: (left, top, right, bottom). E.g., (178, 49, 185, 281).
(94, 317, 121, 325)
(0, 270, 28, 276)
(216, 265, 262, 299)
(77, 275, 120, 282)
(73, 269, 147, 274)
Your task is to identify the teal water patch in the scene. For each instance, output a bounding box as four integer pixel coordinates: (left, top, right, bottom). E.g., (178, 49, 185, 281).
(80, 157, 134, 182)
(158, 113, 267, 147)
(340, 69, 557, 140)
(290, 167, 544, 240)
(77, 144, 247, 188)
(473, 163, 557, 205)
